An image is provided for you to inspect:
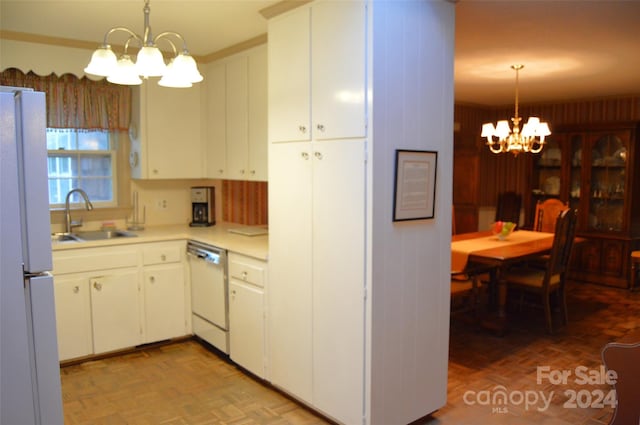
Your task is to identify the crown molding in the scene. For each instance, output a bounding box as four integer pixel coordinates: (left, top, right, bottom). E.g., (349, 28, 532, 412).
(259, 0, 312, 19)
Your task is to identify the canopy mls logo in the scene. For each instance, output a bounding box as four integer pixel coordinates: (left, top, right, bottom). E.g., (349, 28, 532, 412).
(463, 365, 618, 414)
(463, 385, 553, 413)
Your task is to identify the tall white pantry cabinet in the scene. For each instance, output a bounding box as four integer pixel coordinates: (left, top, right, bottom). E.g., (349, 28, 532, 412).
(267, 1, 455, 425)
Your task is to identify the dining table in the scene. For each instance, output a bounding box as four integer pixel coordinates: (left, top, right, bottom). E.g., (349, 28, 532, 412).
(451, 229, 557, 333)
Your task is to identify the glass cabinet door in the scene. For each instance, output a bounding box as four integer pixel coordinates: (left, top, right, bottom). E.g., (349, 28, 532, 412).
(533, 138, 562, 197)
(569, 134, 583, 213)
(587, 133, 628, 232)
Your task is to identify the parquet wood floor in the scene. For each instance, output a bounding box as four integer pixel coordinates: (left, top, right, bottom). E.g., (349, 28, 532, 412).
(60, 341, 328, 425)
(60, 281, 640, 425)
(426, 281, 640, 425)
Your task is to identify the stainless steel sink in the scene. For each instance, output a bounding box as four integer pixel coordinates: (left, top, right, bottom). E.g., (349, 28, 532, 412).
(51, 230, 137, 243)
(51, 233, 82, 243)
(73, 230, 137, 241)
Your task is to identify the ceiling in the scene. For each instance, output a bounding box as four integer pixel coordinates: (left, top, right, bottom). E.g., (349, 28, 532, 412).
(2, 0, 640, 106)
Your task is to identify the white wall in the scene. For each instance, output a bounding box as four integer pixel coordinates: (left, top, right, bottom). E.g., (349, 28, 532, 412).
(368, 1, 455, 424)
(130, 178, 222, 226)
(0, 39, 95, 78)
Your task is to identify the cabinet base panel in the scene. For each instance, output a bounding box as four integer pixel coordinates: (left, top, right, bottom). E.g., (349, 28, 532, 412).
(59, 336, 192, 367)
(192, 314, 229, 354)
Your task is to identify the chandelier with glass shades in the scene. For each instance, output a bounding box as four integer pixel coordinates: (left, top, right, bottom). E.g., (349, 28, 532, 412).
(481, 65, 551, 155)
(84, 0, 203, 88)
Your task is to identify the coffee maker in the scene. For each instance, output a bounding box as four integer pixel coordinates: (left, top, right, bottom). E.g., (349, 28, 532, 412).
(190, 187, 215, 227)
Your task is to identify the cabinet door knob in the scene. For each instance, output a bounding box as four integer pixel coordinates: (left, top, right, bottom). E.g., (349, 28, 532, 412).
(242, 271, 248, 280)
(317, 124, 325, 132)
(161, 254, 166, 261)
(301, 152, 309, 160)
(240, 169, 245, 174)
(150, 276, 155, 283)
(250, 170, 256, 175)
(93, 282, 102, 291)
(219, 169, 224, 174)
(299, 125, 307, 134)
(314, 151, 323, 160)
(73, 285, 80, 294)
(153, 169, 159, 174)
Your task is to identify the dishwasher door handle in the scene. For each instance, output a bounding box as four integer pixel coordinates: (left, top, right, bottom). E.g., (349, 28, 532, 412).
(187, 249, 222, 265)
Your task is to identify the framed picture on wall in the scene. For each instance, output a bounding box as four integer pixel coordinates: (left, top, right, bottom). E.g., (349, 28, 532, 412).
(393, 150, 438, 221)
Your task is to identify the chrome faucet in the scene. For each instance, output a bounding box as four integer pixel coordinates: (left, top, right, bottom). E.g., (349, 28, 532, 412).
(65, 188, 94, 234)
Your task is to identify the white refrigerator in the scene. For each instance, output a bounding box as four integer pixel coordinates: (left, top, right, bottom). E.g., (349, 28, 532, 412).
(1, 88, 64, 424)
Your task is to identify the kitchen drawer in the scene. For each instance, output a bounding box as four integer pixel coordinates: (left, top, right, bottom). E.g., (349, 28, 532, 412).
(142, 241, 184, 265)
(229, 253, 265, 288)
(53, 246, 139, 275)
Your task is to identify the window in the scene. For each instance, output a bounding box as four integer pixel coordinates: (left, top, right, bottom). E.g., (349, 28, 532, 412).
(46, 129, 116, 208)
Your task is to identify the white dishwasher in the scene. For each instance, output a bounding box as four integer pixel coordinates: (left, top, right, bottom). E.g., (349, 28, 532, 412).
(187, 241, 229, 354)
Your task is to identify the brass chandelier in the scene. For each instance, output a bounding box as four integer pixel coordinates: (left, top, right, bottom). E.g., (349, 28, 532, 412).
(481, 65, 551, 155)
(84, 0, 202, 88)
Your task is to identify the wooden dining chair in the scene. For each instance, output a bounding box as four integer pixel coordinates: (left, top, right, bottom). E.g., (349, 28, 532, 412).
(504, 208, 578, 333)
(630, 251, 640, 291)
(495, 191, 522, 227)
(601, 337, 640, 425)
(450, 272, 481, 317)
(533, 198, 569, 232)
(452, 205, 456, 235)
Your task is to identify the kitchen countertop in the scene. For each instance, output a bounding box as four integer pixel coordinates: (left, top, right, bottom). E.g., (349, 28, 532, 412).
(51, 222, 269, 261)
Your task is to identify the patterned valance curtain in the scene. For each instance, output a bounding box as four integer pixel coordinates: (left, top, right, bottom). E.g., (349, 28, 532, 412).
(0, 68, 131, 131)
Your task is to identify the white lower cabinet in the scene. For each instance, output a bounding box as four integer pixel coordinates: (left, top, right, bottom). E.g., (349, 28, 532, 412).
(53, 267, 141, 359)
(142, 242, 187, 343)
(53, 276, 92, 361)
(143, 266, 186, 342)
(53, 241, 189, 362)
(90, 270, 141, 354)
(53, 239, 271, 385)
(268, 140, 365, 423)
(228, 253, 267, 379)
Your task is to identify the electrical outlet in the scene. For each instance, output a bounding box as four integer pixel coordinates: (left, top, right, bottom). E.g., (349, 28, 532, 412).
(156, 199, 168, 210)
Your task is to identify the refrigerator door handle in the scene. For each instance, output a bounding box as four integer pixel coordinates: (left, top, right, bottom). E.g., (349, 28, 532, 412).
(15, 91, 53, 274)
(24, 274, 63, 424)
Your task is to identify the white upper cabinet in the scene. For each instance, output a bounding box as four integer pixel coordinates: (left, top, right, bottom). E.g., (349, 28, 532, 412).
(130, 84, 204, 179)
(268, 6, 311, 142)
(225, 56, 249, 180)
(129, 46, 266, 181)
(205, 62, 227, 179)
(268, 1, 366, 143)
(311, 1, 366, 141)
(205, 45, 267, 181)
(247, 46, 268, 181)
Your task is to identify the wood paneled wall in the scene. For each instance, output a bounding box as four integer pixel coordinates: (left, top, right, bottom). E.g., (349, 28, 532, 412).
(496, 96, 640, 127)
(455, 96, 640, 207)
(221, 180, 268, 225)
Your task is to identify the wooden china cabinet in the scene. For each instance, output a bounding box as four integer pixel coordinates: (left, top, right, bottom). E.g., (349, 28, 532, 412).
(527, 122, 640, 288)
